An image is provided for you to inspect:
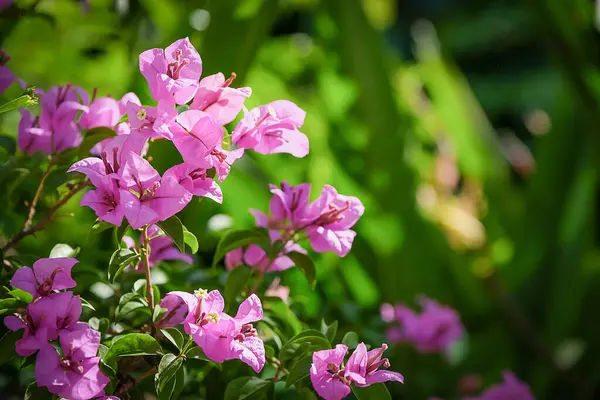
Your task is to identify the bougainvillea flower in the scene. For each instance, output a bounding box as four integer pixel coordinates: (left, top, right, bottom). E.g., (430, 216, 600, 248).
(304, 185, 364, 257)
(199, 145, 245, 183)
(18, 109, 52, 155)
(225, 240, 306, 273)
(347, 343, 404, 386)
(465, 371, 534, 400)
(268, 181, 312, 228)
(225, 294, 265, 373)
(310, 344, 352, 400)
(168, 110, 224, 165)
(231, 100, 309, 157)
(139, 37, 202, 104)
(125, 100, 177, 138)
(381, 296, 464, 354)
(4, 301, 57, 356)
(11, 258, 78, 299)
(36, 328, 109, 400)
(163, 163, 223, 203)
(183, 289, 235, 362)
(50, 292, 86, 336)
(265, 277, 290, 302)
(190, 72, 251, 125)
(79, 96, 121, 130)
(155, 291, 199, 328)
(0, 50, 15, 95)
(118, 92, 141, 116)
(118, 152, 192, 229)
(123, 224, 193, 271)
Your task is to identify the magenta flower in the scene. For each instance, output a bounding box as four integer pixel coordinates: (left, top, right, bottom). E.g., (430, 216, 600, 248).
(163, 163, 223, 203)
(465, 371, 534, 400)
(232, 100, 309, 157)
(381, 296, 464, 355)
(80, 178, 125, 226)
(0, 50, 15, 95)
(310, 344, 352, 400)
(123, 224, 193, 271)
(303, 185, 364, 257)
(36, 328, 109, 400)
(11, 258, 78, 299)
(118, 92, 141, 115)
(200, 145, 245, 183)
(267, 181, 312, 229)
(346, 343, 404, 387)
(118, 152, 192, 229)
(5, 301, 57, 356)
(167, 110, 224, 165)
(183, 289, 234, 363)
(224, 240, 306, 273)
(0, 1, 12, 10)
(125, 99, 177, 138)
(265, 277, 290, 302)
(225, 294, 265, 373)
(155, 291, 198, 328)
(190, 72, 251, 125)
(139, 37, 202, 104)
(79, 96, 121, 130)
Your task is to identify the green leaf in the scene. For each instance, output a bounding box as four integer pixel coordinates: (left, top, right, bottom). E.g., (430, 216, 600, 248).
(24, 382, 52, 400)
(342, 331, 359, 349)
(0, 135, 16, 155)
(0, 298, 24, 315)
(155, 353, 184, 394)
(212, 228, 270, 268)
(108, 248, 139, 283)
(8, 288, 33, 303)
(224, 376, 272, 400)
(280, 330, 331, 362)
(297, 388, 318, 400)
(103, 333, 162, 373)
(352, 383, 392, 400)
(80, 297, 96, 311)
(264, 345, 276, 359)
(287, 252, 316, 287)
(183, 227, 199, 254)
(90, 220, 115, 235)
(157, 359, 185, 400)
(0, 87, 39, 115)
(320, 320, 338, 343)
(160, 328, 185, 351)
(284, 355, 313, 389)
(115, 221, 130, 247)
(49, 243, 79, 258)
(0, 330, 21, 366)
(224, 265, 252, 307)
(153, 305, 168, 323)
(158, 215, 185, 253)
(78, 127, 117, 159)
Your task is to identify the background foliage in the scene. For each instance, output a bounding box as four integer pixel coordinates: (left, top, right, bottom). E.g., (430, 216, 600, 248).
(1, 0, 599, 399)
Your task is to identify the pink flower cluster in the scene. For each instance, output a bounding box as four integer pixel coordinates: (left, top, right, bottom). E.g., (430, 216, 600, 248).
(0, 50, 16, 96)
(380, 296, 464, 355)
(4, 258, 109, 400)
(123, 224, 192, 271)
(226, 181, 364, 272)
(310, 343, 403, 400)
(155, 289, 265, 373)
(61, 37, 309, 229)
(465, 371, 534, 400)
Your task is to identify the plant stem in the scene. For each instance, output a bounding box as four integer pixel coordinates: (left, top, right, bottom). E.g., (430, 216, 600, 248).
(2, 179, 88, 254)
(140, 225, 155, 316)
(24, 155, 55, 231)
(114, 366, 158, 396)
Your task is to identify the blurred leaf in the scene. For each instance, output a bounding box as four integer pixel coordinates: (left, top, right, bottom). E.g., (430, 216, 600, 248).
(8, 288, 33, 304)
(284, 355, 312, 389)
(0, 330, 20, 366)
(108, 248, 139, 283)
(90, 220, 114, 235)
(320, 320, 338, 343)
(280, 330, 330, 362)
(183, 226, 199, 254)
(212, 228, 270, 268)
(0, 87, 39, 115)
(49, 243, 79, 258)
(158, 215, 185, 253)
(0, 135, 16, 156)
(78, 127, 117, 159)
(224, 376, 272, 400)
(352, 384, 392, 400)
(24, 383, 52, 400)
(224, 265, 252, 308)
(0, 298, 24, 315)
(287, 252, 316, 288)
(341, 331, 359, 349)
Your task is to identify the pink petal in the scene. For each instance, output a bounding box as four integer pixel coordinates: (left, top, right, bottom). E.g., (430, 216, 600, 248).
(120, 190, 160, 229)
(10, 267, 37, 297)
(234, 294, 263, 325)
(229, 336, 265, 373)
(59, 328, 101, 360)
(33, 258, 77, 291)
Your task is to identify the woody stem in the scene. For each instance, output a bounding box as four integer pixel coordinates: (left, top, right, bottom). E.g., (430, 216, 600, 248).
(141, 225, 155, 315)
(24, 155, 55, 231)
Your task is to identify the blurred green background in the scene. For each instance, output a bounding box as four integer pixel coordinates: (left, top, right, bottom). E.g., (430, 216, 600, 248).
(2, 0, 600, 399)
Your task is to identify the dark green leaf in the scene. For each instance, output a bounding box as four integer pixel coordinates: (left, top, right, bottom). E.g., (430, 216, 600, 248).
(224, 376, 272, 400)
(103, 333, 162, 372)
(0, 298, 24, 315)
(297, 388, 318, 400)
(49, 243, 79, 258)
(8, 288, 33, 303)
(98, 318, 110, 335)
(115, 221, 130, 247)
(157, 359, 185, 400)
(160, 328, 185, 351)
(80, 297, 96, 311)
(280, 330, 331, 362)
(224, 265, 252, 307)
(78, 127, 117, 159)
(153, 305, 168, 323)
(90, 220, 114, 235)
(352, 383, 392, 400)
(284, 355, 312, 389)
(212, 229, 270, 268)
(342, 332, 359, 349)
(287, 252, 316, 287)
(0, 135, 16, 155)
(155, 353, 184, 394)
(183, 227, 199, 254)
(264, 345, 276, 359)
(0, 330, 21, 366)
(158, 215, 185, 253)
(24, 382, 52, 400)
(320, 320, 338, 343)
(108, 248, 139, 283)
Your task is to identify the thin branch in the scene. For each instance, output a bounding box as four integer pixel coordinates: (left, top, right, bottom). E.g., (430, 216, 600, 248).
(141, 225, 155, 315)
(114, 366, 158, 396)
(2, 180, 89, 253)
(23, 155, 55, 231)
